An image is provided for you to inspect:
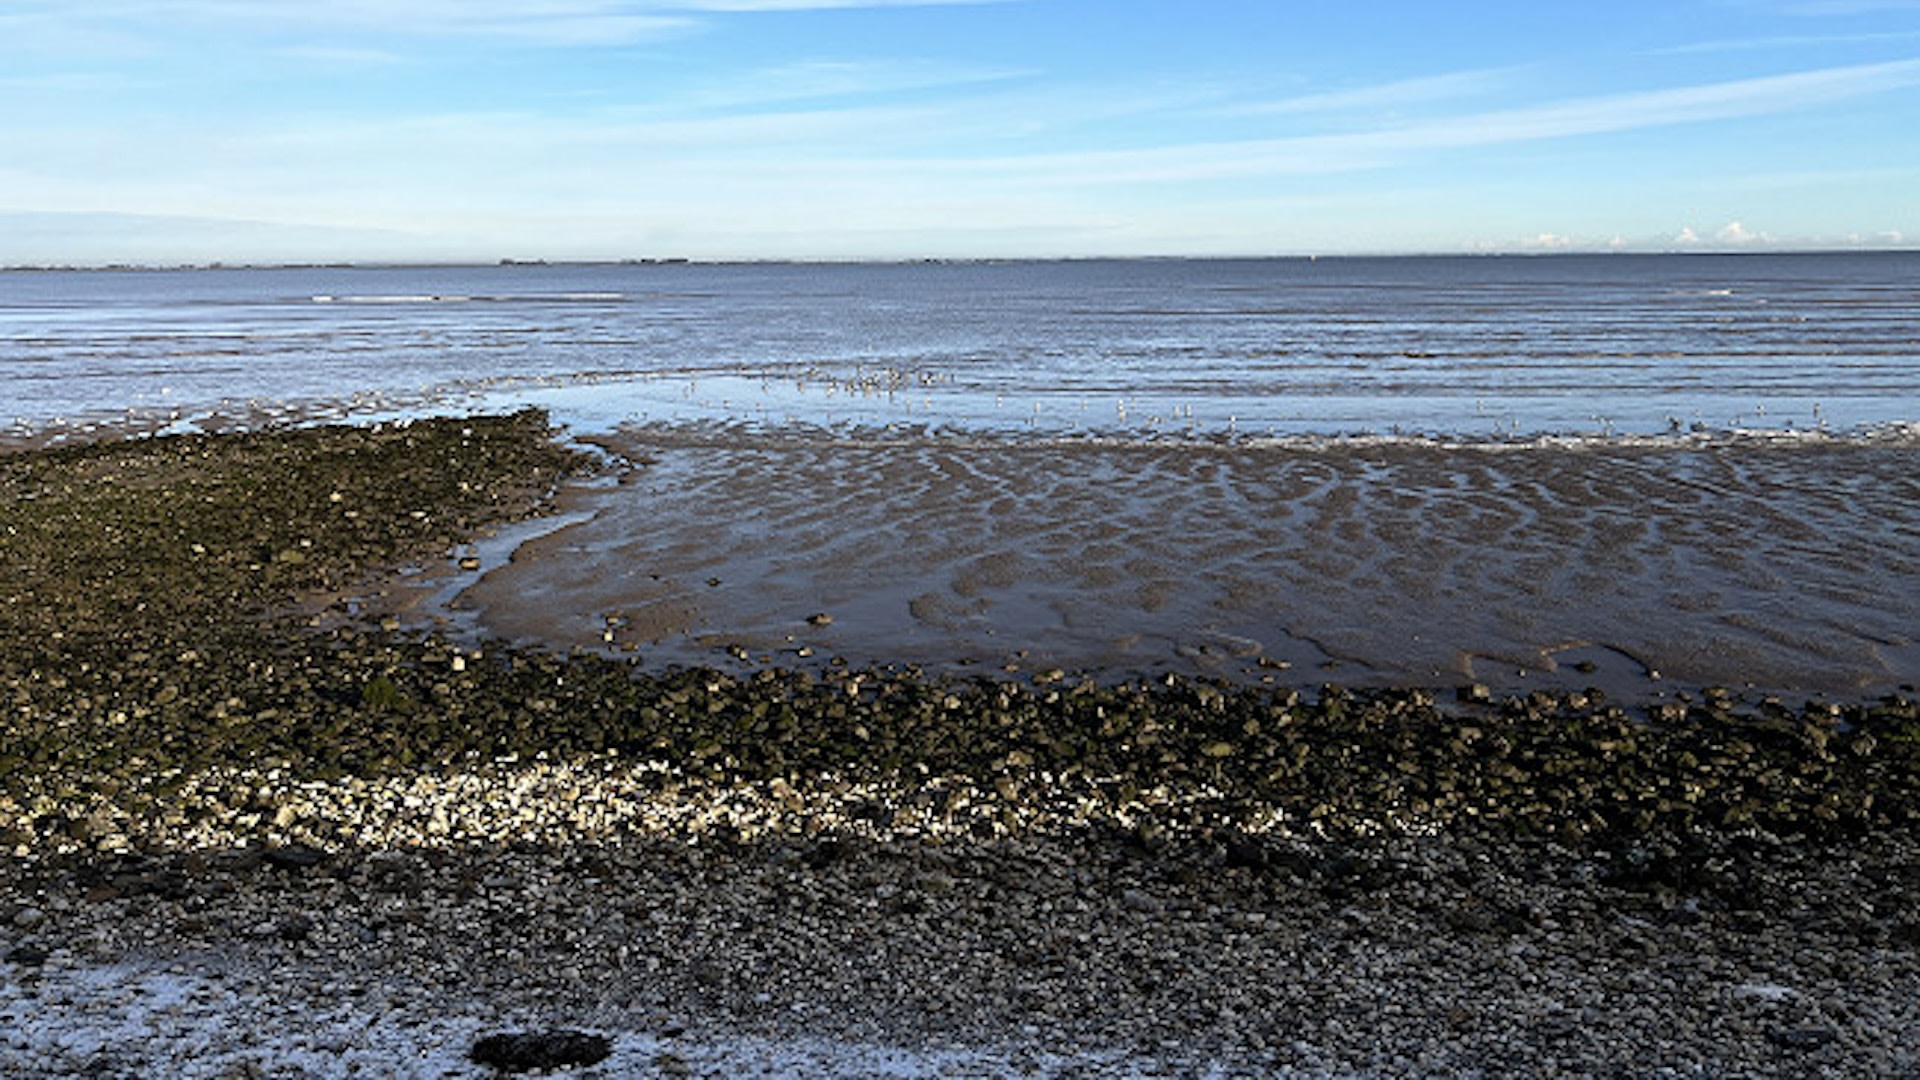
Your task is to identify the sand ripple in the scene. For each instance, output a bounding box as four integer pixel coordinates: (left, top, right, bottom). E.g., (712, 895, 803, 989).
(451, 430, 1920, 698)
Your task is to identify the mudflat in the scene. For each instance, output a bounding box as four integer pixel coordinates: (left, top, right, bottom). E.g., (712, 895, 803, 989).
(460, 425, 1920, 701)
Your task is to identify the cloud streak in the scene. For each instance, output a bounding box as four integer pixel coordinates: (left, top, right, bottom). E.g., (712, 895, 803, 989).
(1382, 57, 1920, 147)
(1761, 1, 1920, 13)
(0, 0, 1022, 52)
(1653, 29, 1920, 53)
(674, 58, 1031, 110)
(938, 57, 1920, 186)
(1228, 69, 1516, 117)
(11, 57, 1918, 212)
(658, 0, 1019, 8)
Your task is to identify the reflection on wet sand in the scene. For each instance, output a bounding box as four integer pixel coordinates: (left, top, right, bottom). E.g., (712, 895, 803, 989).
(449, 428, 1920, 702)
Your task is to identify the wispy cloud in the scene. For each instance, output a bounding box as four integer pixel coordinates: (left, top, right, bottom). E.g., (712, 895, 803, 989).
(925, 58, 1920, 186)
(4, 3, 1914, 260)
(1227, 69, 1515, 117)
(1654, 30, 1920, 54)
(17, 56, 1917, 211)
(212, 2, 701, 45)
(0, 5, 157, 60)
(1765, 1, 1920, 13)
(676, 58, 1029, 110)
(1385, 57, 1920, 148)
(1, 0, 1022, 52)
(0, 1, 699, 50)
(657, 0, 1020, 8)
(0, 71, 155, 92)
(271, 45, 416, 67)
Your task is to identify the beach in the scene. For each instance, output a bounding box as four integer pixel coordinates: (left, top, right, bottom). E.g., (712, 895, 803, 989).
(4, 412, 1919, 1076)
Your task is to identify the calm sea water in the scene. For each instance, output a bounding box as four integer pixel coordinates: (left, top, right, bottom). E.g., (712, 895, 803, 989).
(4, 253, 1918, 446)
(8, 254, 1919, 695)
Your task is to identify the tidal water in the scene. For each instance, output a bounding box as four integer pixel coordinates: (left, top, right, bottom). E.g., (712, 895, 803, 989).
(7, 254, 1919, 697)
(4, 253, 1918, 446)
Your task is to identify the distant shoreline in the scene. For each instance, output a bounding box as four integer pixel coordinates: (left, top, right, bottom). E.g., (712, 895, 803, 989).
(7, 246, 1918, 274)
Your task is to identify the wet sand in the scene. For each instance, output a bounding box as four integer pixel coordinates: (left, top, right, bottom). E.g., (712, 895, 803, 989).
(451, 427, 1920, 701)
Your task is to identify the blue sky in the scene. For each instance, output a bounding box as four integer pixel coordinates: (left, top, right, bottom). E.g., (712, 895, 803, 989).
(2, 0, 1917, 263)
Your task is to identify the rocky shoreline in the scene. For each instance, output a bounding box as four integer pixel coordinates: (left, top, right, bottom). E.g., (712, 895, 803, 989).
(3, 412, 1918, 1076)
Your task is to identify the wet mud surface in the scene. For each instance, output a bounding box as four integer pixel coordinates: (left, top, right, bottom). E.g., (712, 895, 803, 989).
(456, 427, 1920, 702)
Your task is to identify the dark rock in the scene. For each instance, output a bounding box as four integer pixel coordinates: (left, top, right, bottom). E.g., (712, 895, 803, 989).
(215, 848, 267, 873)
(803, 839, 845, 869)
(5, 942, 50, 966)
(1442, 906, 1495, 933)
(264, 844, 328, 871)
(1768, 1027, 1838, 1051)
(1601, 846, 1711, 892)
(1131, 821, 1168, 853)
(470, 1030, 612, 1072)
(1265, 844, 1323, 880)
(1320, 852, 1397, 892)
(1223, 835, 1269, 870)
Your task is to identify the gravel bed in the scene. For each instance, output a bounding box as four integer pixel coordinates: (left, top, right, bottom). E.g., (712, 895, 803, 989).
(6, 831, 1917, 1077)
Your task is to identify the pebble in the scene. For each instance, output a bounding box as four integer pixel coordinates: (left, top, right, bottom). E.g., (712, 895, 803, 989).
(6, 820, 1919, 1077)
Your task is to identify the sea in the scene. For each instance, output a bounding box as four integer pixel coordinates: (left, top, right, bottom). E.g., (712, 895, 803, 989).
(5, 253, 1919, 699)
(4, 252, 1918, 445)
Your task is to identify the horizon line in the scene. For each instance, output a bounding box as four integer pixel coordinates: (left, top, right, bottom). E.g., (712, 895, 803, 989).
(6, 246, 1918, 273)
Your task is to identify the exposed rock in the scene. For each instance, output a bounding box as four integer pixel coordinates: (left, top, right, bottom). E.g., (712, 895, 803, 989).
(469, 1030, 612, 1072)
(1768, 1027, 1839, 1051)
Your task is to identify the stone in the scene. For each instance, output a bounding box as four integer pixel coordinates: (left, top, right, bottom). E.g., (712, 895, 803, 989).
(265, 845, 328, 871)
(1223, 837, 1269, 870)
(1768, 1027, 1838, 1051)
(469, 1030, 613, 1072)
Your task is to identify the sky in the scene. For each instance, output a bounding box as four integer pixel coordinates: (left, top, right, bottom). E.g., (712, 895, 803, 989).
(1, 0, 1918, 264)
